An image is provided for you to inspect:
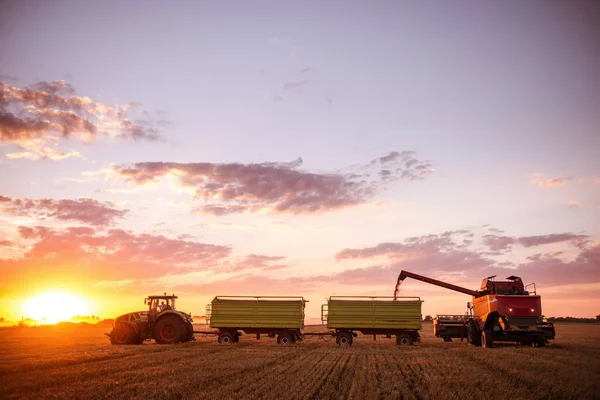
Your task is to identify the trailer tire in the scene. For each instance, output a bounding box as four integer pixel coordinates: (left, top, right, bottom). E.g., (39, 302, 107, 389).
(337, 332, 353, 346)
(396, 334, 413, 346)
(277, 332, 294, 345)
(481, 330, 493, 348)
(218, 332, 236, 344)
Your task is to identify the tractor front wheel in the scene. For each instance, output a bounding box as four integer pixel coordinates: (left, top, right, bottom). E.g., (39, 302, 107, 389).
(110, 323, 138, 345)
(153, 315, 186, 344)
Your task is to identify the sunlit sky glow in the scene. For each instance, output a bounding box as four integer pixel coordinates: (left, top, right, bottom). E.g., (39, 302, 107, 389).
(0, 0, 599, 321)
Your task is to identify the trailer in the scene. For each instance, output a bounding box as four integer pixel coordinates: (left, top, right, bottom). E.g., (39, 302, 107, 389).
(322, 296, 423, 346)
(206, 296, 307, 345)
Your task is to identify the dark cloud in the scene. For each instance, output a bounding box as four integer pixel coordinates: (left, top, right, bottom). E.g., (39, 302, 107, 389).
(0, 80, 161, 159)
(111, 152, 434, 215)
(0, 196, 128, 226)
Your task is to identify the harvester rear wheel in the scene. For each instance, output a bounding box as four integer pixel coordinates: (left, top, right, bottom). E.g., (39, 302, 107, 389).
(110, 323, 137, 345)
(218, 332, 236, 344)
(153, 315, 186, 344)
(481, 330, 493, 348)
(396, 334, 413, 346)
(337, 332, 353, 346)
(277, 332, 294, 345)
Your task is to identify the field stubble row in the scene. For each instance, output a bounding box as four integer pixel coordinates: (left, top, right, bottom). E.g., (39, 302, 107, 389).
(0, 323, 598, 399)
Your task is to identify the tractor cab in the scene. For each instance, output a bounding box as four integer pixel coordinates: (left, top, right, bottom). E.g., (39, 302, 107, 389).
(145, 294, 178, 316)
(480, 275, 526, 295)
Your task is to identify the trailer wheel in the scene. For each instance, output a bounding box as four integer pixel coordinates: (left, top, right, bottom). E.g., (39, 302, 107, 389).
(218, 332, 236, 344)
(277, 332, 294, 345)
(396, 335, 413, 346)
(481, 330, 493, 348)
(337, 332, 353, 346)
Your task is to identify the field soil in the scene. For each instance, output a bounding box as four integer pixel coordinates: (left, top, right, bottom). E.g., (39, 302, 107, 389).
(0, 322, 598, 399)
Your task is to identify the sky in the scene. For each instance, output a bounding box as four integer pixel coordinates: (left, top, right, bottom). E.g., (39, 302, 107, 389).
(0, 0, 599, 322)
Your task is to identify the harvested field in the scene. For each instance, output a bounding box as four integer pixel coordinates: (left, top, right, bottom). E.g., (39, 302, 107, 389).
(0, 323, 598, 399)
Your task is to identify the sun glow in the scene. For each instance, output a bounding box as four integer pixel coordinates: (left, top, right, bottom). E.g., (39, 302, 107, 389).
(22, 292, 91, 324)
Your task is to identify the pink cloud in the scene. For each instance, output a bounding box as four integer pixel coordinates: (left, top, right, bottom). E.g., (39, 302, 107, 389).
(0, 225, 288, 295)
(482, 233, 588, 251)
(0, 196, 127, 226)
(111, 151, 434, 215)
(0, 80, 161, 160)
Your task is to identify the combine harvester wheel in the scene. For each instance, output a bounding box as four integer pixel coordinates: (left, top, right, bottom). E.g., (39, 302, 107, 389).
(481, 330, 493, 348)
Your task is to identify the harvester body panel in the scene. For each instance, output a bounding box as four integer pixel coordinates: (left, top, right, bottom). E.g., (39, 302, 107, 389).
(209, 296, 306, 329)
(326, 296, 423, 330)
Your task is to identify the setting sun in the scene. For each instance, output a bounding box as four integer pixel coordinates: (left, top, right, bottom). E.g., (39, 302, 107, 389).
(21, 292, 91, 324)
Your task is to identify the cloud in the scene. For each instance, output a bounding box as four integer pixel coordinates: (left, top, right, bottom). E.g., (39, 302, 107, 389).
(230, 254, 287, 272)
(0, 80, 160, 160)
(335, 229, 598, 289)
(0, 196, 128, 226)
(283, 81, 309, 90)
(567, 201, 582, 209)
(109, 151, 434, 215)
(482, 233, 588, 251)
(0, 225, 289, 295)
(529, 173, 574, 188)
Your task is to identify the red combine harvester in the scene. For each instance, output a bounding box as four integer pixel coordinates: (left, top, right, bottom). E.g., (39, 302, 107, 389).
(397, 270, 555, 348)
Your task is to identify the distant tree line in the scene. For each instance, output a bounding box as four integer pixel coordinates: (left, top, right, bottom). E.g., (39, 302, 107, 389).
(548, 316, 599, 323)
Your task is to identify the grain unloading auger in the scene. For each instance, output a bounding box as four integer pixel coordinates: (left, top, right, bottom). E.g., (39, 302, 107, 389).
(396, 270, 555, 347)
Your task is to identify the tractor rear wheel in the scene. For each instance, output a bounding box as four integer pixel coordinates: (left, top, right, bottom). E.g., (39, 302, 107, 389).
(110, 323, 138, 345)
(481, 330, 493, 348)
(277, 332, 294, 345)
(336, 332, 353, 346)
(153, 315, 186, 344)
(396, 334, 413, 346)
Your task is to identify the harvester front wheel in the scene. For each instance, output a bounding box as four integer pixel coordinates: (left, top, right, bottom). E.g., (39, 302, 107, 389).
(467, 323, 482, 347)
(277, 332, 294, 345)
(336, 332, 353, 346)
(110, 323, 138, 345)
(396, 334, 413, 346)
(153, 315, 186, 344)
(218, 331, 236, 344)
(481, 330, 493, 348)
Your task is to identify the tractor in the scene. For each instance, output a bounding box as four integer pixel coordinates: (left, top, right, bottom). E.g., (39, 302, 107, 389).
(106, 294, 194, 345)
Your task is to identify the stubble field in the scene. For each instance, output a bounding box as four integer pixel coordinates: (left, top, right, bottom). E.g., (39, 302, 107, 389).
(0, 323, 598, 400)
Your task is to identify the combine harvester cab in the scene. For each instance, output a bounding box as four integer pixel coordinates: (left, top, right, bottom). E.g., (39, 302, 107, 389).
(206, 296, 307, 345)
(397, 270, 555, 348)
(322, 296, 423, 346)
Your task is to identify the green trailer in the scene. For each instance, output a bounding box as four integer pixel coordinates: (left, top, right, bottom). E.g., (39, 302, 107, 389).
(322, 296, 424, 346)
(206, 296, 308, 345)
